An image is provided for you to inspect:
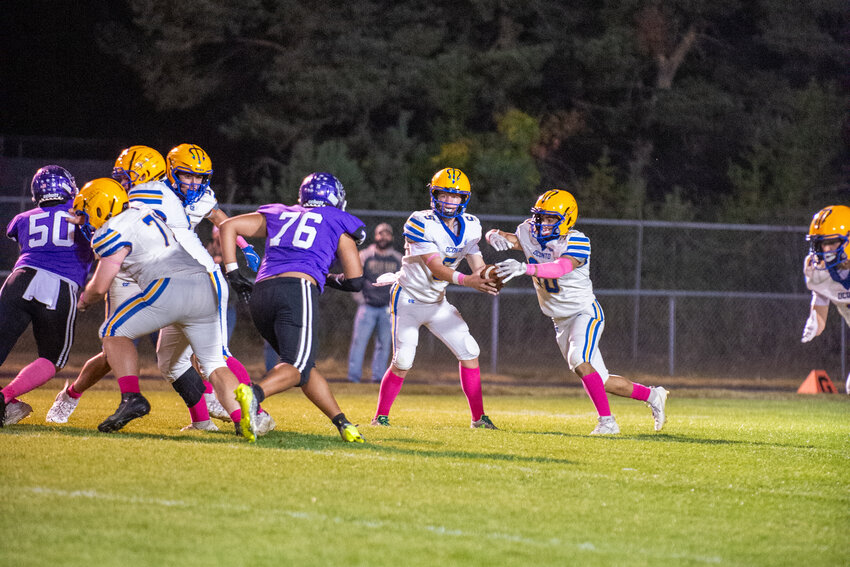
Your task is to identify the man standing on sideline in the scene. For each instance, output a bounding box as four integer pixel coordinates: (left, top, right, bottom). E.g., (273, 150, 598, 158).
(346, 223, 403, 383)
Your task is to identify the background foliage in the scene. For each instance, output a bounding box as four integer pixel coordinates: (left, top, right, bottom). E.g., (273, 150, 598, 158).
(99, 0, 848, 222)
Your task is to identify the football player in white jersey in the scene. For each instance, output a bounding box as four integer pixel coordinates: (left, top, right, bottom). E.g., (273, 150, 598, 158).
(487, 189, 668, 435)
(156, 143, 272, 432)
(47, 145, 270, 433)
(800, 205, 850, 394)
(47, 147, 221, 431)
(371, 168, 500, 429)
(70, 178, 258, 440)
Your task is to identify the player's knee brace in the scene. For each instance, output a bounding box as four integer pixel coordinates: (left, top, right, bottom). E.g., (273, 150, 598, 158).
(393, 344, 416, 371)
(171, 367, 206, 408)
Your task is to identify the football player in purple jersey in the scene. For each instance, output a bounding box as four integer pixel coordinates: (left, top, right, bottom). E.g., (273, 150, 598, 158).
(219, 172, 367, 442)
(0, 166, 94, 426)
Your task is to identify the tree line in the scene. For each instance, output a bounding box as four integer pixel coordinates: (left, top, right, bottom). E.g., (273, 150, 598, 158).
(101, 0, 848, 223)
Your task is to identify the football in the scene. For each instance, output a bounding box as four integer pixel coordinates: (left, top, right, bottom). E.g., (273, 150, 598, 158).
(481, 264, 505, 291)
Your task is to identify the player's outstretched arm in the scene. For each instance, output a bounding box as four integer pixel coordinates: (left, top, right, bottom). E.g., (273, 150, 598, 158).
(209, 209, 262, 271)
(219, 213, 266, 268)
(495, 256, 580, 283)
(485, 229, 520, 251)
(801, 303, 829, 343)
(219, 213, 265, 303)
(422, 252, 498, 295)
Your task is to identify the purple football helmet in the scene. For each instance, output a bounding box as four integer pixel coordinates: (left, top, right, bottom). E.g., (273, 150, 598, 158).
(31, 165, 77, 205)
(298, 172, 347, 210)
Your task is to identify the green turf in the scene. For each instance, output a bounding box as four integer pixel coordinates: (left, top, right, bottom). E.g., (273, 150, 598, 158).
(1, 387, 847, 566)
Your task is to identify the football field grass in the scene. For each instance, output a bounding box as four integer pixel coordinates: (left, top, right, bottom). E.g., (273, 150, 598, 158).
(1, 383, 847, 566)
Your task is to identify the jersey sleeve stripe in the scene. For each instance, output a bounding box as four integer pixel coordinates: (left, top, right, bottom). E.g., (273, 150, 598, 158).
(404, 222, 425, 238)
(403, 232, 429, 243)
(130, 197, 163, 205)
(92, 231, 121, 250)
(97, 241, 132, 257)
(408, 218, 426, 230)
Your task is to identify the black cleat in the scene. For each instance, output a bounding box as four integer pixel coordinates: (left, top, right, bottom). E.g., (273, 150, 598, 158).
(98, 393, 151, 432)
(0, 394, 6, 427)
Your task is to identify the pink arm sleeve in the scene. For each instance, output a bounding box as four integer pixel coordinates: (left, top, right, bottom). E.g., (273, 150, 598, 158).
(236, 235, 249, 248)
(525, 256, 575, 278)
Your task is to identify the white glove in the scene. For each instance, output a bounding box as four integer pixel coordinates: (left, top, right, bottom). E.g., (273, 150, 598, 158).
(374, 272, 398, 287)
(801, 310, 819, 343)
(486, 229, 513, 252)
(495, 259, 527, 283)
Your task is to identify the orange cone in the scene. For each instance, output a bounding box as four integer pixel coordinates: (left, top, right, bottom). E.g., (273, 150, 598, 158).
(797, 370, 838, 394)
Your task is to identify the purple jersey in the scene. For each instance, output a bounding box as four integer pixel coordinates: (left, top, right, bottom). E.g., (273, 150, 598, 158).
(6, 203, 94, 288)
(256, 204, 365, 292)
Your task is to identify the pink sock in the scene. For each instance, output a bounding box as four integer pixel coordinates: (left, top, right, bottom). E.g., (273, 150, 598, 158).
(203, 380, 214, 395)
(67, 384, 83, 399)
(117, 375, 140, 394)
(630, 383, 651, 402)
(230, 408, 242, 423)
(188, 397, 211, 422)
(580, 371, 611, 417)
(459, 364, 485, 421)
(226, 356, 251, 385)
(2, 358, 55, 403)
(375, 369, 404, 417)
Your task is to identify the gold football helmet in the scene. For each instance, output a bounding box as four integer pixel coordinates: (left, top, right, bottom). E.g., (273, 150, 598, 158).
(427, 167, 471, 218)
(165, 143, 213, 205)
(530, 189, 578, 242)
(72, 178, 129, 231)
(807, 205, 850, 269)
(112, 145, 166, 190)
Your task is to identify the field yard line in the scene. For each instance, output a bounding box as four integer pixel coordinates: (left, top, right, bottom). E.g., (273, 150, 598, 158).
(21, 485, 723, 563)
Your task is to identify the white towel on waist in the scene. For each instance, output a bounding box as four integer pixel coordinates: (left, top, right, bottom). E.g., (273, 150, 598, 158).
(22, 269, 62, 310)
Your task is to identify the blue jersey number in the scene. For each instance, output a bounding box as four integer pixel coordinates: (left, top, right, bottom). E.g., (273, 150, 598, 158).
(142, 214, 170, 247)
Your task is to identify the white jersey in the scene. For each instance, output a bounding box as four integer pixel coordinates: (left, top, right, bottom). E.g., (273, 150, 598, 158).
(803, 254, 850, 322)
(515, 220, 595, 318)
(398, 210, 483, 303)
(127, 180, 216, 271)
(91, 203, 206, 290)
(184, 187, 218, 230)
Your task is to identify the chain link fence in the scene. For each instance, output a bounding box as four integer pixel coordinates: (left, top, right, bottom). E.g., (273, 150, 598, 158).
(2, 197, 843, 383)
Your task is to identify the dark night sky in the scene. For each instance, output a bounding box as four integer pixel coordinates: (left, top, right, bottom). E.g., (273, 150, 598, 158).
(1, 1, 205, 155)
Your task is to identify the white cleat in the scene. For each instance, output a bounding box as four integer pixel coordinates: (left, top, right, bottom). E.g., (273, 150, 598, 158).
(5, 400, 34, 425)
(181, 420, 220, 432)
(205, 392, 232, 422)
(590, 415, 620, 435)
(647, 387, 668, 431)
(254, 411, 276, 436)
(46, 382, 79, 423)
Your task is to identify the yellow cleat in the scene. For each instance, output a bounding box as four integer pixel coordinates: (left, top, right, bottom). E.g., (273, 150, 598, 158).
(234, 384, 257, 443)
(338, 422, 365, 443)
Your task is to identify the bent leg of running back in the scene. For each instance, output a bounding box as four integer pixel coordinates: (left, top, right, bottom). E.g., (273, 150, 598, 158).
(425, 300, 489, 425)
